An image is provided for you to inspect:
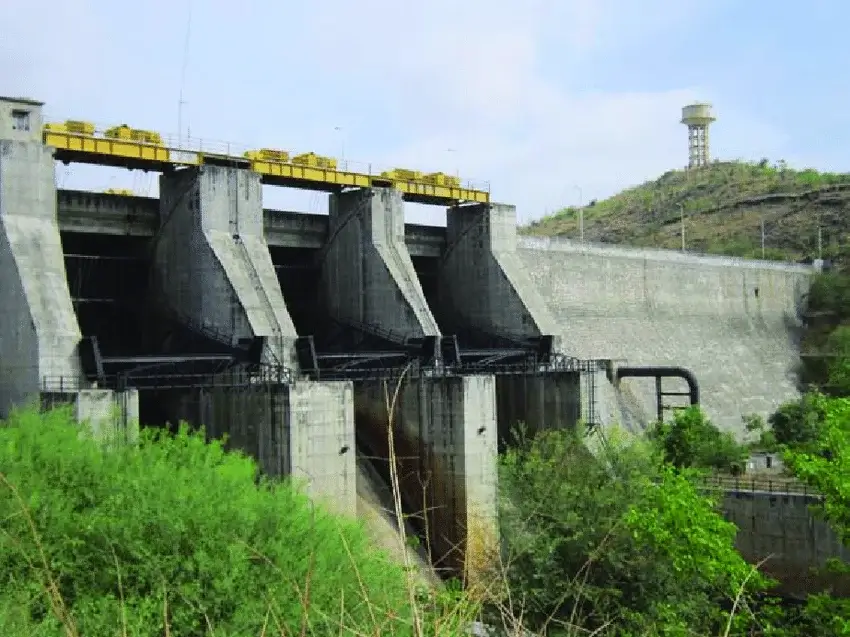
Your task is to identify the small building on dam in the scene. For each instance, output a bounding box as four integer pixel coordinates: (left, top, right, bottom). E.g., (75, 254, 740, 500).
(0, 95, 815, 579)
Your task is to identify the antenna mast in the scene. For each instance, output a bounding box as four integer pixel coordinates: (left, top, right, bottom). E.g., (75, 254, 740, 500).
(177, 0, 193, 147)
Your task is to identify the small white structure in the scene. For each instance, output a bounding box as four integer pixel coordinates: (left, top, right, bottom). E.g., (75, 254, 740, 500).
(746, 451, 784, 474)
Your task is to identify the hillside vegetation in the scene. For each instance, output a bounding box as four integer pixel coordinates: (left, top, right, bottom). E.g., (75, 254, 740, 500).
(523, 160, 850, 261)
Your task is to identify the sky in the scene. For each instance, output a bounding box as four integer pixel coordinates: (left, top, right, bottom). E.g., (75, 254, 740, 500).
(1, 0, 848, 226)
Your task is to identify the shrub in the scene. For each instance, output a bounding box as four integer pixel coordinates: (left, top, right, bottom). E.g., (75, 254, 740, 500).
(493, 426, 766, 635)
(649, 406, 748, 472)
(0, 407, 447, 637)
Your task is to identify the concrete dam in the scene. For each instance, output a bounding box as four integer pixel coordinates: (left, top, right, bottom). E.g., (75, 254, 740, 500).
(0, 95, 815, 579)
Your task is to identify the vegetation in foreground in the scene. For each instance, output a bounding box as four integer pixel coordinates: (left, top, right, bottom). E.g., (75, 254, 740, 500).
(3, 355, 850, 634)
(0, 407, 473, 636)
(523, 160, 850, 262)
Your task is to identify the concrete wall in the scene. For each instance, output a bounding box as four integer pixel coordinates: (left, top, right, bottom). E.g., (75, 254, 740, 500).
(440, 203, 560, 344)
(153, 166, 298, 368)
(495, 373, 582, 442)
(721, 491, 850, 596)
(354, 375, 498, 582)
(0, 97, 43, 143)
(167, 380, 356, 516)
(519, 237, 813, 434)
(0, 139, 83, 416)
(323, 188, 439, 340)
(74, 388, 141, 444)
(56, 189, 447, 256)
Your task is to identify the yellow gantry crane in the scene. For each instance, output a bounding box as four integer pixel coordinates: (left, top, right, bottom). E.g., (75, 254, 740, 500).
(42, 118, 489, 205)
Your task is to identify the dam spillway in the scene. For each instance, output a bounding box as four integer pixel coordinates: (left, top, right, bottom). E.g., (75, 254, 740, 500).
(0, 95, 816, 580)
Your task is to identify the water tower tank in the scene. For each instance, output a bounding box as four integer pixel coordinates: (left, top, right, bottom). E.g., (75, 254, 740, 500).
(681, 103, 716, 125)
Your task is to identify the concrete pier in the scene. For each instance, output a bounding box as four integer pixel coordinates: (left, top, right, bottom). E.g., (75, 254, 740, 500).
(439, 202, 560, 346)
(354, 374, 498, 581)
(322, 188, 440, 340)
(73, 388, 141, 444)
(152, 166, 299, 368)
(0, 99, 84, 416)
(163, 380, 357, 516)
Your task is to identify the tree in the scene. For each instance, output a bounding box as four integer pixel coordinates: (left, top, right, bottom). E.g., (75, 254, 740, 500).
(824, 326, 850, 395)
(768, 394, 826, 449)
(649, 406, 748, 472)
(783, 394, 850, 544)
(493, 426, 767, 635)
(780, 393, 850, 636)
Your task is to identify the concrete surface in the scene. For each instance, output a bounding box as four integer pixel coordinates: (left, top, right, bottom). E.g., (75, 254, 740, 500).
(495, 373, 582, 441)
(75, 388, 140, 444)
(323, 188, 440, 340)
(354, 374, 498, 583)
(165, 380, 357, 516)
(721, 490, 850, 596)
(0, 139, 84, 417)
(0, 96, 43, 143)
(57, 189, 446, 256)
(287, 380, 357, 516)
(153, 166, 299, 368)
(519, 236, 814, 434)
(440, 203, 561, 346)
(355, 450, 442, 587)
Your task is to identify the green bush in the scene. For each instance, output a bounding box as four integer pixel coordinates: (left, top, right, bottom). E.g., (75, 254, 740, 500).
(493, 426, 766, 635)
(769, 395, 827, 450)
(0, 407, 439, 637)
(649, 406, 748, 472)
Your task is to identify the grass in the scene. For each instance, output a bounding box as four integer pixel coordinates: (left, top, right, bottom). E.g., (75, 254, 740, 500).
(522, 160, 850, 261)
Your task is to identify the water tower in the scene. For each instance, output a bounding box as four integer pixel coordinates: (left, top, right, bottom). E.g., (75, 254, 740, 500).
(681, 102, 716, 169)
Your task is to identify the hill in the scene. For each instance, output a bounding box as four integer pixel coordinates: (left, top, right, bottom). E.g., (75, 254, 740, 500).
(522, 161, 850, 262)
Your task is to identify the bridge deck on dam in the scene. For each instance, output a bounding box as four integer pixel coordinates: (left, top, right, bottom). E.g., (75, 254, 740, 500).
(56, 189, 447, 257)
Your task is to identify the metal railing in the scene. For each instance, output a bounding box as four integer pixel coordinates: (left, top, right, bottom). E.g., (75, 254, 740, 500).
(42, 115, 492, 193)
(699, 474, 820, 497)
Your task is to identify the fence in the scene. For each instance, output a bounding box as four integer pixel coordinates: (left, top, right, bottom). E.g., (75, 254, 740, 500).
(699, 474, 820, 497)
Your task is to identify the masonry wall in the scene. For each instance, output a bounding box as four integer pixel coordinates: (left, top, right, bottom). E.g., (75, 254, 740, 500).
(518, 237, 814, 434)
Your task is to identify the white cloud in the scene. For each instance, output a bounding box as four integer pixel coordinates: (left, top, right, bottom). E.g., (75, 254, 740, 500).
(0, 0, 786, 225)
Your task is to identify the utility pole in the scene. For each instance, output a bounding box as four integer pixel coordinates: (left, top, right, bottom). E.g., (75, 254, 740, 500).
(575, 185, 584, 243)
(334, 126, 345, 169)
(447, 148, 460, 179)
(177, 0, 193, 148)
(818, 223, 823, 260)
(680, 204, 685, 252)
(760, 217, 765, 259)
